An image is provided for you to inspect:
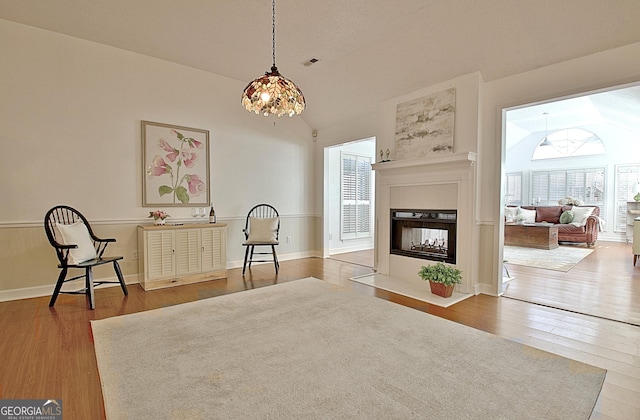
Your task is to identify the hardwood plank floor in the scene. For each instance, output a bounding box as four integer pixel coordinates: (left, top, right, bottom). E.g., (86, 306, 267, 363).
(329, 248, 374, 267)
(0, 251, 638, 419)
(503, 241, 640, 326)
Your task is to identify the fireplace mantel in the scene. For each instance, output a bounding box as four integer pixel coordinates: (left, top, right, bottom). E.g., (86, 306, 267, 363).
(371, 152, 476, 172)
(373, 151, 478, 295)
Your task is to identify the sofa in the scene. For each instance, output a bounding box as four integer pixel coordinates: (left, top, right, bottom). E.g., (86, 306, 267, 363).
(505, 205, 600, 246)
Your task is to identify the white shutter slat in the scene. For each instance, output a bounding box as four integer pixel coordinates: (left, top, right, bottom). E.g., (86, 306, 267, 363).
(341, 152, 372, 240)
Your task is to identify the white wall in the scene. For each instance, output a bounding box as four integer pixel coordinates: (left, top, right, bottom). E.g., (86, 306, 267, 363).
(0, 19, 316, 294)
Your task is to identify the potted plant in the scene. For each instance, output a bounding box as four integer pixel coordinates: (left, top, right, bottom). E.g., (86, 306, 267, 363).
(418, 262, 462, 298)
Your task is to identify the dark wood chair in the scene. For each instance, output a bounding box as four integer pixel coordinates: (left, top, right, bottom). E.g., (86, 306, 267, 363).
(242, 204, 280, 275)
(44, 205, 128, 309)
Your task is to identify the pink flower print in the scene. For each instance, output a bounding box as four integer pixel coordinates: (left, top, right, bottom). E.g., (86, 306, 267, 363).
(150, 155, 170, 176)
(186, 174, 205, 196)
(149, 128, 205, 204)
(182, 150, 198, 168)
(159, 139, 179, 162)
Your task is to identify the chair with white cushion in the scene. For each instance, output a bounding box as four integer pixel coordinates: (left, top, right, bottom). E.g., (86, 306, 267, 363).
(242, 204, 280, 275)
(44, 205, 128, 309)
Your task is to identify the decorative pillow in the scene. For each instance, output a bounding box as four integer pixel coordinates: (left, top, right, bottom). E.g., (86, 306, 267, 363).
(55, 221, 97, 264)
(247, 217, 278, 242)
(517, 207, 536, 223)
(570, 206, 595, 226)
(535, 206, 562, 224)
(559, 210, 574, 224)
(504, 206, 518, 223)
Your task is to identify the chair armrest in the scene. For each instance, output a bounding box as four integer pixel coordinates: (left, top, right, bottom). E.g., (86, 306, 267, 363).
(585, 215, 599, 231)
(93, 237, 116, 258)
(584, 215, 600, 244)
(90, 235, 116, 243)
(53, 241, 78, 250)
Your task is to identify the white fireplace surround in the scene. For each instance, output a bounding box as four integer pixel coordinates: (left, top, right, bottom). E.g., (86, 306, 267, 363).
(372, 152, 478, 295)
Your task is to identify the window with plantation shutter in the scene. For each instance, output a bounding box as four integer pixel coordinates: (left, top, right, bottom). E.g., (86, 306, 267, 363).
(505, 172, 522, 205)
(530, 168, 605, 212)
(614, 164, 640, 232)
(341, 153, 372, 240)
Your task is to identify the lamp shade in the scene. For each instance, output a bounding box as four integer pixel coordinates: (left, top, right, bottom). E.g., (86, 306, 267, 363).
(242, 66, 305, 117)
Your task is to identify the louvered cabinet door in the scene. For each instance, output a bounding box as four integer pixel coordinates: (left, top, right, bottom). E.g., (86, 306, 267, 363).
(201, 226, 227, 272)
(138, 224, 228, 291)
(175, 229, 202, 276)
(145, 230, 175, 280)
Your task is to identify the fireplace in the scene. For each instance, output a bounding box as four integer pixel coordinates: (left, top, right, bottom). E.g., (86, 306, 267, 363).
(390, 209, 457, 264)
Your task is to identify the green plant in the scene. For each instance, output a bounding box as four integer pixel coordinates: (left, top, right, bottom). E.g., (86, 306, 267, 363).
(418, 262, 462, 286)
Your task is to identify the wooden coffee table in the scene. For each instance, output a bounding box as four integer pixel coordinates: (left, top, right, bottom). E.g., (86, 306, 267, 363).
(504, 223, 559, 250)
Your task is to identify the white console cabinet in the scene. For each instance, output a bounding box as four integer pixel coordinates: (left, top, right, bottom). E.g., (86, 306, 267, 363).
(138, 223, 227, 291)
(627, 201, 640, 243)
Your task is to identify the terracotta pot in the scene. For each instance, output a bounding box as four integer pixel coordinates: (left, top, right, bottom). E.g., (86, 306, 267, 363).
(429, 281, 454, 298)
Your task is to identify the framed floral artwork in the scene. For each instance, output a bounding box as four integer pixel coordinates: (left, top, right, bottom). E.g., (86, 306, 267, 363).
(142, 120, 210, 207)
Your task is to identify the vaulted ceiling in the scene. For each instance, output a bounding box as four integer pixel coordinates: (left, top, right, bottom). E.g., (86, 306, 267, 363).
(2, 0, 640, 130)
(506, 85, 640, 150)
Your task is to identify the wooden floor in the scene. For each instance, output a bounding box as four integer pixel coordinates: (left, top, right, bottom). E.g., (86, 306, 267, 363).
(329, 248, 374, 267)
(504, 241, 640, 326)
(0, 251, 638, 419)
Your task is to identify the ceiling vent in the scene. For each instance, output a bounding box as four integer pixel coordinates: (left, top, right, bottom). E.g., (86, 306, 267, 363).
(302, 58, 319, 67)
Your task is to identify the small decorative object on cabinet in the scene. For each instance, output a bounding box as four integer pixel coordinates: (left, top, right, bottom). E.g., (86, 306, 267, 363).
(418, 262, 462, 298)
(148, 210, 170, 225)
(209, 202, 216, 223)
(138, 223, 227, 290)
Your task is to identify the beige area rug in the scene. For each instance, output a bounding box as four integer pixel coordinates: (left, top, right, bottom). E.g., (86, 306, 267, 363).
(350, 273, 471, 308)
(92, 278, 605, 419)
(504, 245, 594, 272)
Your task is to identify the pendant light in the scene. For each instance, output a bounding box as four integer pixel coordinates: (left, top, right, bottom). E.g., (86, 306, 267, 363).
(540, 112, 552, 146)
(241, 0, 305, 117)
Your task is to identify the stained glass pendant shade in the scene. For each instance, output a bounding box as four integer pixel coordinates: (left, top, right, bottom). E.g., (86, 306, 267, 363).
(241, 0, 305, 117)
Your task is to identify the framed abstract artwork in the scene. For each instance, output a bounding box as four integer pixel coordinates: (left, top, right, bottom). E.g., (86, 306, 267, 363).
(394, 88, 456, 160)
(142, 120, 210, 207)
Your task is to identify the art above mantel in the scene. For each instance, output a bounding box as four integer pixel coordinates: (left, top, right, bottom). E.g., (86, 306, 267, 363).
(394, 88, 456, 160)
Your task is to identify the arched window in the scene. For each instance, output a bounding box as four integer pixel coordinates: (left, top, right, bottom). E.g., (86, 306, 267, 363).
(532, 128, 605, 160)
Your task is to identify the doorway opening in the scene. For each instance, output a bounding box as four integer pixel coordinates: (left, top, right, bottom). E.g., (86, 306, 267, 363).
(323, 137, 376, 268)
(500, 82, 640, 326)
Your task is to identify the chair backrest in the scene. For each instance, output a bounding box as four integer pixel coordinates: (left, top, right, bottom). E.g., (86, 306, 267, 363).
(44, 205, 98, 264)
(243, 204, 280, 241)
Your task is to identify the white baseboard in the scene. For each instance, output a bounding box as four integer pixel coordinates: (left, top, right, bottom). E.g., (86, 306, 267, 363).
(1, 252, 322, 303)
(329, 245, 374, 255)
(475, 282, 498, 296)
(0, 274, 140, 303)
(226, 251, 320, 269)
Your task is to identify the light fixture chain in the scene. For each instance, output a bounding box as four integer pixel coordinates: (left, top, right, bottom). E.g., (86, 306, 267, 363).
(241, 0, 305, 117)
(272, 0, 276, 68)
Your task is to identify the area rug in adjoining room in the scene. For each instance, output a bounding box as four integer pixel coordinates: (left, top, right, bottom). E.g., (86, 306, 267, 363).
(91, 278, 605, 419)
(504, 245, 593, 272)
